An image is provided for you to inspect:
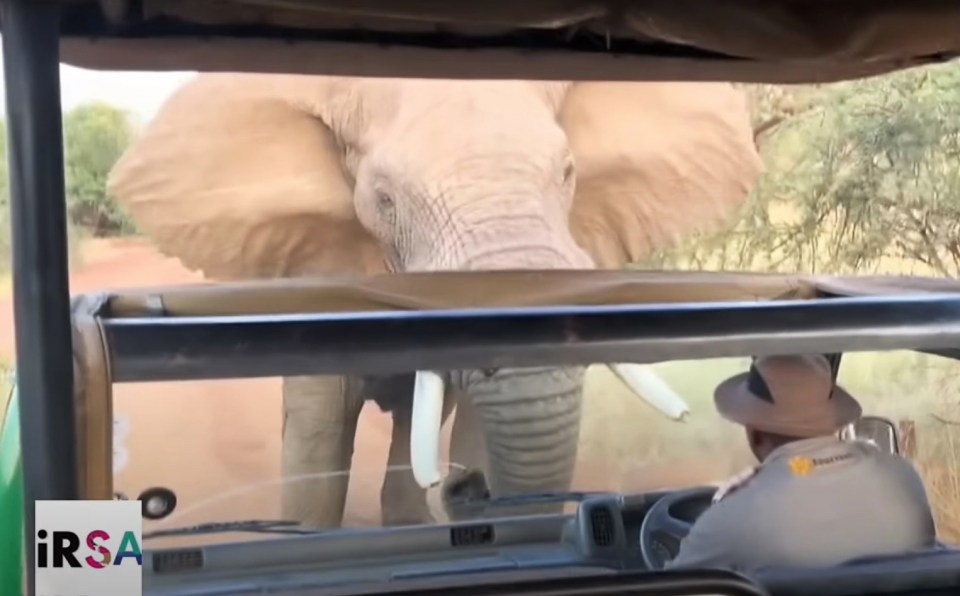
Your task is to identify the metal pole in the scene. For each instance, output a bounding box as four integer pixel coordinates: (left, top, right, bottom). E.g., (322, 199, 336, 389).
(1, 2, 76, 594)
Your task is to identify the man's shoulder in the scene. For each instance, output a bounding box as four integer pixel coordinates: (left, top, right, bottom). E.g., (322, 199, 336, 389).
(762, 439, 872, 478)
(758, 439, 928, 499)
(867, 447, 931, 494)
(845, 440, 927, 482)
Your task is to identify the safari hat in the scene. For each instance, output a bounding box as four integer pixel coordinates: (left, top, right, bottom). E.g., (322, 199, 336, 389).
(714, 354, 862, 437)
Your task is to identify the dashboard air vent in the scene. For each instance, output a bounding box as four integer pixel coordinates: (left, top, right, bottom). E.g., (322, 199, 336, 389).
(152, 549, 204, 574)
(589, 505, 615, 547)
(450, 523, 495, 547)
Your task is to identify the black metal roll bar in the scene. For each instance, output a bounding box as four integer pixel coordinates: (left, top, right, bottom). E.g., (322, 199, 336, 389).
(2, 2, 77, 591)
(104, 294, 960, 382)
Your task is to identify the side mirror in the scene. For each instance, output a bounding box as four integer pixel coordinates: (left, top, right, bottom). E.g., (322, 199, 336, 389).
(840, 415, 900, 455)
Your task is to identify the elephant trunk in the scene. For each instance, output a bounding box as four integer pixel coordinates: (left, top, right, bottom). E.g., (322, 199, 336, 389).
(464, 366, 587, 500)
(434, 200, 589, 510)
(408, 186, 595, 272)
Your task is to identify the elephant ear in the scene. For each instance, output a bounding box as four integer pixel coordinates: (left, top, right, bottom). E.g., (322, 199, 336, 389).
(559, 82, 762, 269)
(107, 73, 387, 280)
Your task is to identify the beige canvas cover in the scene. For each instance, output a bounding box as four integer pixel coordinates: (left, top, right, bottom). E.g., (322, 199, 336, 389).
(94, 270, 960, 319)
(56, 1, 960, 83)
(102, 270, 818, 318)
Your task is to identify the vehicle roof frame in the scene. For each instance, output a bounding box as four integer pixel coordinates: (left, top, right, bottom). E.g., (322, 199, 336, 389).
(2, 4, 78, 594)
(100, 293, 960, 382)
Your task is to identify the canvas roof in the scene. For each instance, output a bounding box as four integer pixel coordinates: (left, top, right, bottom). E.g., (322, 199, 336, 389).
(43, 0, 960, 83)
(79, 270, 960, 318)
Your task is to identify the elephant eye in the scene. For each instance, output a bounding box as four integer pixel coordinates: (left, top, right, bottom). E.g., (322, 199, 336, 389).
(377, 191, 395, 213)
(481, 368, 498, 378)
(561, 162, 574, 186)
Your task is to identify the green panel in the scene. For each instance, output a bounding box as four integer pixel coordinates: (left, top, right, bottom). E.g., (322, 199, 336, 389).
(0, 376, 23, 596)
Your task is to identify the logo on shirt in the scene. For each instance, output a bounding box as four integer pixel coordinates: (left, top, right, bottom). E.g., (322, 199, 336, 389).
(788, 456, 814, 476)
(788, 452, 855, 477)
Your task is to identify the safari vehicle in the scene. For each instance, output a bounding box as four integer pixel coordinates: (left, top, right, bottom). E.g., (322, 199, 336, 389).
(5, 271, 960, 596)
(4, 1, 960, 596)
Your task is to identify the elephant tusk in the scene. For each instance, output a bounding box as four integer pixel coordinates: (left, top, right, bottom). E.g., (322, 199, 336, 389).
(411, 370, 446, 489)
(608, 363, 690, 421)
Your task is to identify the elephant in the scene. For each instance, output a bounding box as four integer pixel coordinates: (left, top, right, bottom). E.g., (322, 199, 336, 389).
(106, 74, 762, 528)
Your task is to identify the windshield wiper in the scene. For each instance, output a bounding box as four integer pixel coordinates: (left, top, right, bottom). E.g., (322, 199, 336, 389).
(143, 519, 323, 540)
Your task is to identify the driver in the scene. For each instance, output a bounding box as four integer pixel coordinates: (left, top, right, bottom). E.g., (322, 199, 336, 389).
(665, 353, 936, 572)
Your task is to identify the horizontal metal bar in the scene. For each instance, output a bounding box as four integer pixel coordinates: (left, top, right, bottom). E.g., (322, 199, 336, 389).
(104, 294, 960, 382)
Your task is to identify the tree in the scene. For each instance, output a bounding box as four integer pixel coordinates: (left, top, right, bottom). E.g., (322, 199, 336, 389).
(739, 83, 821, 148)
(63, 101, 136, 235)
(645, 63, 960, 277)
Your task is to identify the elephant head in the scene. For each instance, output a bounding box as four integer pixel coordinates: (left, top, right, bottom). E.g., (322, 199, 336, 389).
(107, 75, 761, 523)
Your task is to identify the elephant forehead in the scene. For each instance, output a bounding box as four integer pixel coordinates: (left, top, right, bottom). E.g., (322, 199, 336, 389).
(384, 126, 565, 163)
(393, 80, 564, 121)
(376, 109, 568, 172)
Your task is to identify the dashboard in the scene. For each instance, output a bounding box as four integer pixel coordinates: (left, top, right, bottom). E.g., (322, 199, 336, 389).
(141, 488, 959, 596)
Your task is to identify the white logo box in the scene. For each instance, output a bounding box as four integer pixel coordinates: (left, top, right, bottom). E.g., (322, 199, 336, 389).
(35, 500, 143, 596)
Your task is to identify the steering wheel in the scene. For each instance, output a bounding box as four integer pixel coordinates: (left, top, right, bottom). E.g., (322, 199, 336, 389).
(638, 486, 717, 570)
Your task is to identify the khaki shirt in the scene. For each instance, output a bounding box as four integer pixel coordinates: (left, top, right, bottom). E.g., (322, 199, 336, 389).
(665, 436, 936, 572)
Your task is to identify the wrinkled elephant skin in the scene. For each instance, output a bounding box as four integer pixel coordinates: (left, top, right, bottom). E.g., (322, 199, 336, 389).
(107, 75, 762, 528)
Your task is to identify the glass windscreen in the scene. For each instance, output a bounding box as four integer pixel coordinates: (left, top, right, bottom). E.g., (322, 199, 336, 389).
(101, 349, 959, 550)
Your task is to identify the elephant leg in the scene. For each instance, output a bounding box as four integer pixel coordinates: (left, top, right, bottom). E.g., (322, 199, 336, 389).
(378, 377, 455, 526)
(281, 374, 364, 529)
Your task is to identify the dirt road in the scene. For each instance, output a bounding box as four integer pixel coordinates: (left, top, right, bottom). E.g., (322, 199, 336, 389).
(0, 238, 407, 530)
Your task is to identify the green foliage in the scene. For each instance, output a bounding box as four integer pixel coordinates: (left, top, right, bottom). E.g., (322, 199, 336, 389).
(646, 62, 960, 277)
(0, 119, 9, 275)
(62, 102, 137, 236)
(0, 102, 133, 274)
